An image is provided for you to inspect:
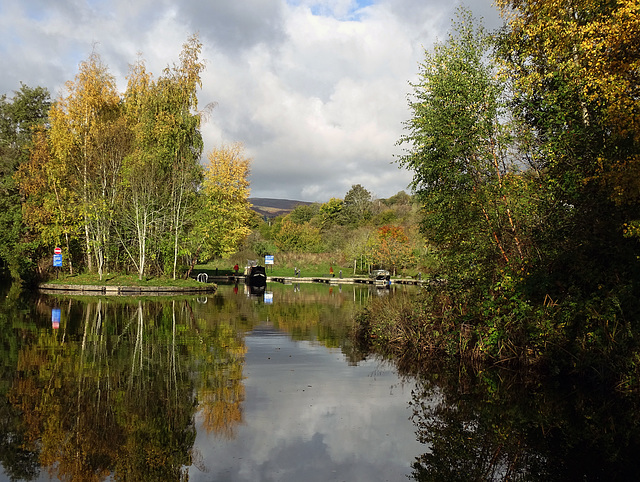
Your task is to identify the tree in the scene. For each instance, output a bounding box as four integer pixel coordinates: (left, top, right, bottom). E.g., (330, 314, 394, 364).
(48, 51, 123, 278)
(16, 126, 81, 276)
(122, 35, 205, 280)
(121, 57, 164, 280)
(366, 225, 414, 275)
(0, 84, 50, 280)
(496, 0, 640, 297)
(192, 143, 252, 267)
(287, 203, 319, 225)
(156, 34, 205, 279)
(385, 191, 411, 207)
(9, 36, 211, 281)
(398, 7, 525, 289)
(318, 198, 345, 227)
(273, 219, 322, 253)
(343, 184, 372, 225)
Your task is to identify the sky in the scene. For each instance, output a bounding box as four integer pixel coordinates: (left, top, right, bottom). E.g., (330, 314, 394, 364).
(0, 0, 503, 202)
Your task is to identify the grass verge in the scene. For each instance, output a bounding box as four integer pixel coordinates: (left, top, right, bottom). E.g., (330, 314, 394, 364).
(44, 273, 206, 287)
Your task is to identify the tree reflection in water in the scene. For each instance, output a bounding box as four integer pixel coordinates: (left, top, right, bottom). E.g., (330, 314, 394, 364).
(2, 294, 246, 481)
(10, 283, 640, 480)
(0, 281, 386, 480)
(402, 357, 640, 481)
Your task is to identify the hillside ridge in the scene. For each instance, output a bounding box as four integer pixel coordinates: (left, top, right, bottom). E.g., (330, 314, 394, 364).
(250, 197, 313, 219)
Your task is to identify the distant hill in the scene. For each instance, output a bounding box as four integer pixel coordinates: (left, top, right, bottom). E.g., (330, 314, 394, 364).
(250, 198, 314, 219)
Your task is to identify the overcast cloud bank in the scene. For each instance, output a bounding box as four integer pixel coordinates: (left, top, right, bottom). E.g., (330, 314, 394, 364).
(0, 0, 501, 201)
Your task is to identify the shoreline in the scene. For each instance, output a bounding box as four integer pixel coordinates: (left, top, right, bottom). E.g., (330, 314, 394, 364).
(39, 282, 217, 296)
(38, 275, 429, 295)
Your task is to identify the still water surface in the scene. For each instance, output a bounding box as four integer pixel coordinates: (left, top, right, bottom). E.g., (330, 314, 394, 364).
(2, 280, 640, 481)
(0, 281, 421, 481)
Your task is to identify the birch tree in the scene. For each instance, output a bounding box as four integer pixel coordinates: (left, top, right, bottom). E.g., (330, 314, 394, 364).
(48, 51, 122, 279)
(398, 7, 526, 288)
(122, 58, 162, 280)
(123, 35, 205, 280)
(157, 35, 205, 279)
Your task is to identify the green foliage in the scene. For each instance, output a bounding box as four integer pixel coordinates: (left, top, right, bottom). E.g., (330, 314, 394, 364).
(318, 197, 345, 227)
(287, 203, 320, 224)
(343, 184, 372, 226)
(242, 231, 278, 258)
(493, 0, 640, 377)
(371, 208, 397, 226)
(247, 187, 423, 278)
(11, 35, 214, 282)
(398, 6, 528, 292)
(0, 84, 51, 281)
(273, 219, 322, 253)
(350, 4, 640, 386)
(405, 359, 640, 481)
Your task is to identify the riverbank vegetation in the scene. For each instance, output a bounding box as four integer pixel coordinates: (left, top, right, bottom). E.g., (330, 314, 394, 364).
(231, 186, 429, 277)
(357, 3, 640, 390)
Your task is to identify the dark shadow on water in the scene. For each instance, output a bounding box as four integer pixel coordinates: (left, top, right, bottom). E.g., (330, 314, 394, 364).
(390, 353, 640, 482)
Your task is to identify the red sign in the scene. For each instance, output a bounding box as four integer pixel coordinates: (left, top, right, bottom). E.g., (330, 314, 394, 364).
(54, 247, 62, 255)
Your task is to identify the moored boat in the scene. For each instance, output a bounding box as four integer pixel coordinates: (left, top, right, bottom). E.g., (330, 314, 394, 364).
(245, 265, 267, 287)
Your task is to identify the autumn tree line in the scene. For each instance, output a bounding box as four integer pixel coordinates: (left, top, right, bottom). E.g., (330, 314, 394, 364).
(242, 185, 423, 276)
(0, 35, 252, 282)
(359, 2, 640, 387)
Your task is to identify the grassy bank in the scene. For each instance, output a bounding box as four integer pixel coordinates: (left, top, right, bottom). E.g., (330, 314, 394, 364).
(44, 273, 207, 288)
(353, 289, 463, 360)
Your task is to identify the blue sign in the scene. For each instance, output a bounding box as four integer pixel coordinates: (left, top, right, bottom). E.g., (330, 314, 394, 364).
(53, 254, 63, 267)
(265, 255, 274, 265)
(52, 308, 61, 329)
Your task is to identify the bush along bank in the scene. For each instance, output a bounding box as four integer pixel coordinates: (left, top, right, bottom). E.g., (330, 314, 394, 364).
(353, 281, 640, 392)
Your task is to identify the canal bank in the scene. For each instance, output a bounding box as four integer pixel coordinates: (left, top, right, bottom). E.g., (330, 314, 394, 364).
(39, 283, 217, 295)
(200, 274, 429, 286)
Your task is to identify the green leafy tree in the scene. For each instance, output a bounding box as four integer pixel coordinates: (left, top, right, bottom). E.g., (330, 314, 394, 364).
(287, 203, 319, 224)
(343, 184, 372, 225)
(122, 36, 205, 280)
(273, 219, 322, 253)
(0, 84, 50, 280)
(318, 197, 345, 227)
(398, 7, 526, 290)
(14, 36, 208, 281)
(123, 58, 174, 280)
(156, 34, 205, 279)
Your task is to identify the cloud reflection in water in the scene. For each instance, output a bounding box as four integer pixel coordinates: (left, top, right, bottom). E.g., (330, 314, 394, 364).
(190, 330, 423, 481)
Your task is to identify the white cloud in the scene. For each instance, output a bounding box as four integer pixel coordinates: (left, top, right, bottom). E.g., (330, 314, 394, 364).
(0, 0, 502, 202)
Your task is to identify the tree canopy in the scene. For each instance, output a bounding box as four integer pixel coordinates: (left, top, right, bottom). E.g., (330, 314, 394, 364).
(0, 84, 51, 280)
(394, 2, 640, 380)
(6, 34, 256, 281)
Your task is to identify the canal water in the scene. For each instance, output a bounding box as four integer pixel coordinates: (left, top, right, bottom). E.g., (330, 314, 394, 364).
(1, 280, 640, 481)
